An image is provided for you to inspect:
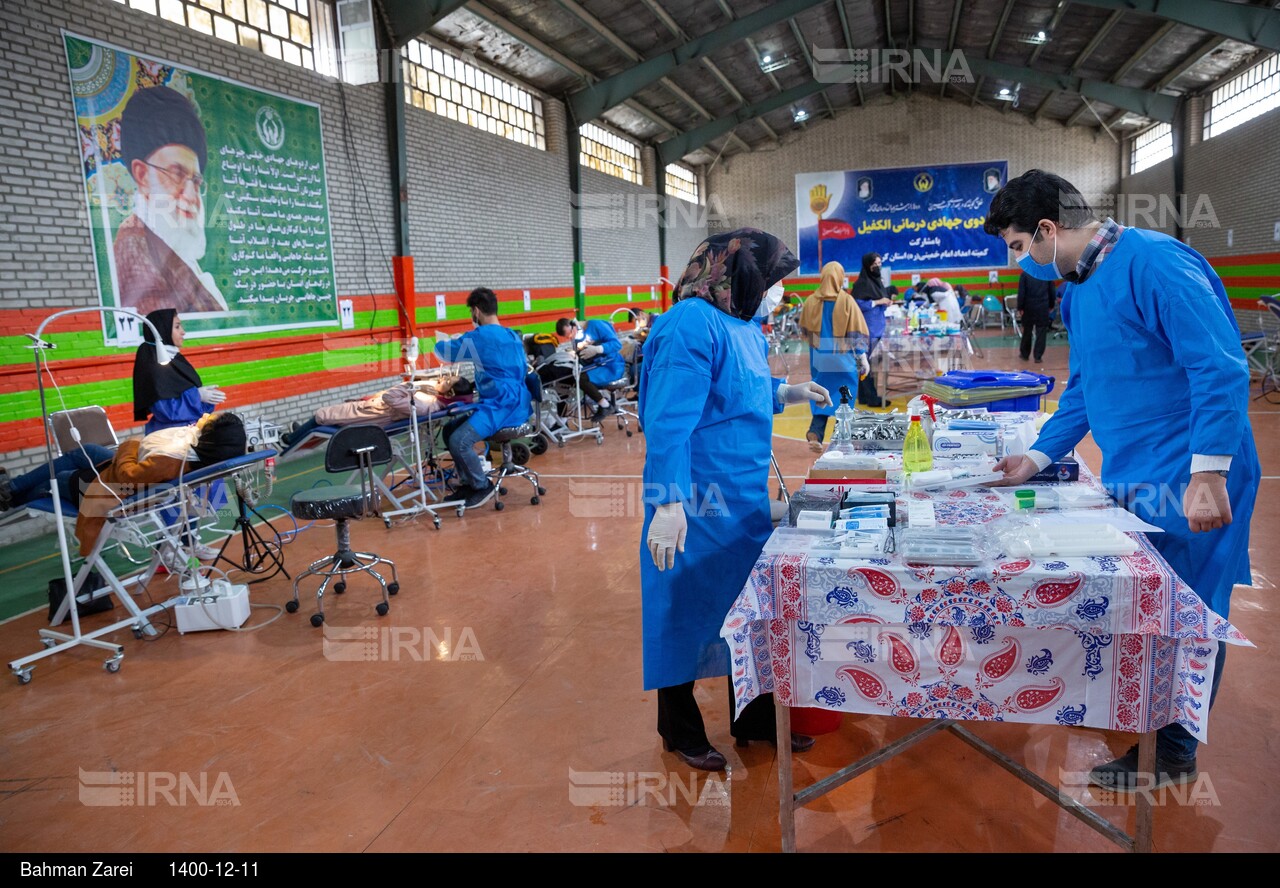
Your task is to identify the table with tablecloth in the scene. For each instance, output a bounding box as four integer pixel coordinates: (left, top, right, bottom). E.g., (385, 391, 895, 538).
(876, 329, 973, 396)
(720, 474, 1252, 851)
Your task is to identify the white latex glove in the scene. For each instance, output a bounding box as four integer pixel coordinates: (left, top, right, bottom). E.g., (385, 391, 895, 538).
(857, 352, 870, 379)
(777, 381, 833, 407)
(198, 385, 226, 405)
(647, 502, 687, 572)
(434, 330, 451, 342)
(580, 344, 604, 358)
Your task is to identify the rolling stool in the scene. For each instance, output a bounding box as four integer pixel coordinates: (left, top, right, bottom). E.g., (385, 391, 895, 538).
(463, 373, 548, 513)
(601, 376, 637, 437)
(286, 426, 400, 627)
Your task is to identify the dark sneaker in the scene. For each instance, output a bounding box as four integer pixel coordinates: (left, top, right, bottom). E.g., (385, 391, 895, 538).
(0, 468, 12, 512)
(439, 485, 473, 503)
(463, 483, 495, 508)
(1087, 744, 1198, 791)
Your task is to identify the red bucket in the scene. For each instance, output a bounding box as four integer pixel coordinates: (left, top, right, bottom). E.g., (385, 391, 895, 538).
(789, 707, 843, 736)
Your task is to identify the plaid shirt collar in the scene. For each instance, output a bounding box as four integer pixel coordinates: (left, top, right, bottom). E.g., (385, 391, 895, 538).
(1069, 217, 1124, 283)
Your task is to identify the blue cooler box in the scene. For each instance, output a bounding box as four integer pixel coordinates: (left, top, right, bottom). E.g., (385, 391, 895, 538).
(928, 370, 1056, 411)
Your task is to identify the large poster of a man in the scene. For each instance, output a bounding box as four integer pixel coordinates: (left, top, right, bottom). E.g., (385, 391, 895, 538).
(115, 84, 226, 315)
(63, 33, 339, 344)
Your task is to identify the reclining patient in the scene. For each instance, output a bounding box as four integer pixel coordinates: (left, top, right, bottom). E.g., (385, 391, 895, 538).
(75, 412, 247, 557)
(280, 379, 469, 447)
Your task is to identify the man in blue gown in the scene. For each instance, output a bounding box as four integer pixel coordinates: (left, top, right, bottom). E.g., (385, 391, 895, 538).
(985, 170, 1259, 791)
(434, 288, 531, 507)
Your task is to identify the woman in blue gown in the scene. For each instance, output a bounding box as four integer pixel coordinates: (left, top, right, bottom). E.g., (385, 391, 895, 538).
(640, 229, 831, 771)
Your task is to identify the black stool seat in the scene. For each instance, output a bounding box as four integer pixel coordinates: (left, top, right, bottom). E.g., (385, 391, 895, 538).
(291, 486, 368, 521)
(603, 376, 630, 389)
(489, 422, 535, 443)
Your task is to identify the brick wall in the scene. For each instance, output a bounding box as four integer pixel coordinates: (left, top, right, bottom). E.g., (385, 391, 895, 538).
(405, 96, 574, 289)
(707, 92, 1119, 264)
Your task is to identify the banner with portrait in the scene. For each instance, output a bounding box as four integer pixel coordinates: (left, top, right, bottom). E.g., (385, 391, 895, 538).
(795, 161, 1008, 275)
(62, 33, 339, 344)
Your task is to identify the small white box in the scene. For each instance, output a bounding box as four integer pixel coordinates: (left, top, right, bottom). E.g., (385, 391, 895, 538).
(173, 582, 250, 633)
(795, 510, 834, 529)
(932, 429, 999, 457)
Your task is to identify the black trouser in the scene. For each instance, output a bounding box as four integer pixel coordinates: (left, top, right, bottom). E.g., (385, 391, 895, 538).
(857, 336, 885, 406)
(536, 364, 603, 402)
(656, 678, 780, 751)
(1020, 311, 1051, 361)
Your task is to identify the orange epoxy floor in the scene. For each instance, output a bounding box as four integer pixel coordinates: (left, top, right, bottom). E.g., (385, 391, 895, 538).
(1, 335, 1278, 853)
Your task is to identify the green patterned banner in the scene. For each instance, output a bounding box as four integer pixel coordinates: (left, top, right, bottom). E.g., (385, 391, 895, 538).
(63, 32, 339, 344)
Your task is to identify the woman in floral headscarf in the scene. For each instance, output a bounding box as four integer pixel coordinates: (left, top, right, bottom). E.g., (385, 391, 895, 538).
(638, 229, 831, 772)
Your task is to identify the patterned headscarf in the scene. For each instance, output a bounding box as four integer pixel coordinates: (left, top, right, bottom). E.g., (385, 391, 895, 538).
(672, 228, 799, 321)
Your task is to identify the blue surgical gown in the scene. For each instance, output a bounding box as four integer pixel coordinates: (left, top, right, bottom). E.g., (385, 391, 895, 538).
(146, 387, 215, 434)
(434, 325, 531, 439)
(808, 300, 862, 418)
(580, 319, 625, 386)
(639, 297, 784, 690)
(1031, 228, 1259, 618)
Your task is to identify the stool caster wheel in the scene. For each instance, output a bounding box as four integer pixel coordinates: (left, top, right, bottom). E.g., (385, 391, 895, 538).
(456, 506, 465, 518)
(104, 657, 122, 673)
(131, 628, 144, 639)
(15, 667, 33, 684)
(595, 436, 603, 445)
(384, 518, 392, 529)
(538, 486, 547, 495)
(499, 486, 508, 496)
(286, 600, 299, 613)
(530, 496, 540, 505)
(334, 582, 346, 595)
(626, 430, 633, 437)
(387, 582, 399, 596)
(494, 500, 505, 511)
(42, 637, 58, 649)
(557, 439, 565, 448)
(433, 516, 441, 530)
(376, 602, 389, 616)
(310, 613, 325, 627)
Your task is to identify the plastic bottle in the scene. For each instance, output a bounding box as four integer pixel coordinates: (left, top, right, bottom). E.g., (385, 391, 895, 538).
(832, 385, 856, 443)
(903, 414, 933, 475)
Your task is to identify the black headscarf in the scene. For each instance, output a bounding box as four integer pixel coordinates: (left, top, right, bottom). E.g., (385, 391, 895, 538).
(850, 252, 887, 304)
(132, 308, 203, 421)
(193, 412, 246, 467)
(672, 228, 799, 321)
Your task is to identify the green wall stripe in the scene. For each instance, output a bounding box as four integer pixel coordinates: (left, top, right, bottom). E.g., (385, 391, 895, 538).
(0, 343, 399, 424)
(0, 309, 402, 369)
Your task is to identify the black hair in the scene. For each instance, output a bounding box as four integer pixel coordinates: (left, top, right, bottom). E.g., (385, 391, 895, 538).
(983, 169, 1096, 236)
(192, 412, 246, 467)
(886, 285, 900, 296)
(555, 317, 578, 336)
(466, 287, 499, 316)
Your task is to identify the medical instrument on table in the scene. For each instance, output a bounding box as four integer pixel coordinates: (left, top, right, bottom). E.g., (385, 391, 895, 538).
(842, 490, 897, 525)
(787, 486, 845, 526)
(795, 510, 836, 529)
(903, 414, 933, 475)
(899, 526, 989, 565)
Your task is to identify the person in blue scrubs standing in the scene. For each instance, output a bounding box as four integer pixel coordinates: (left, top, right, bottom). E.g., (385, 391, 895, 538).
(986, 170, 1260, 791)
(641, 229, 831, 771)
(799, 261, 870, 452)
(434, 288, 531, 508)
